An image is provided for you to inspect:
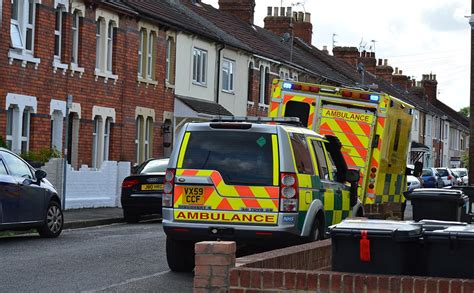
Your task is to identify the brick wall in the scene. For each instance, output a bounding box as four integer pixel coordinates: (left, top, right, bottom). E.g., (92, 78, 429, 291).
(194, 240, 474, 293)
(0, 0, 174, 166)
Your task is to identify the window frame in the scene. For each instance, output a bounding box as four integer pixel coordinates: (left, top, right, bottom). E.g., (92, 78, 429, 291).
(92, 116, 100, 168)
(21, 109, 30, 153)
(106, 21, 114, 73)
(146, 32, 154, 80)
(71, 11, 80, 65)
(6, 107, 14, 150)
(192, 47, 207, 85)
(138, 29, 145, 78)
(103, 118, 111, 161)
(222, 58, 235, 92)
(95, 19, 102, 70)
(165, 37, 172, 82)
(10, 0, 37, 54)
(259, 65, 266, 105)
(54, 7, 63, 61)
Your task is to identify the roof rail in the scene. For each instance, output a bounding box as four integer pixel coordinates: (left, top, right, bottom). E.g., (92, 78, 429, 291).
(210, 116, 303, 126)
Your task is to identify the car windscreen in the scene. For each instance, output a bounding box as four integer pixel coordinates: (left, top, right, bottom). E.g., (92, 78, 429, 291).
(140, 160, 169, 174)
(437, 169, 448, 176)
(457, 170, 467, 176)
(422, 169, 433, 176)
(181, 131, 274, 186)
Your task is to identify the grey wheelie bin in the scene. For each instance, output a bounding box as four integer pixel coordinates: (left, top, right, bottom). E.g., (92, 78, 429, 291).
(330, 219, 422, 275)
(422, 225, 474, 278)
(452, 186, 474, 223)
(404, 189, 468, 222)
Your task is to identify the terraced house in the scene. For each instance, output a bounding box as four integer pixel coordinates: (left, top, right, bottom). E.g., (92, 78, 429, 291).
(0, 0, 468, 170)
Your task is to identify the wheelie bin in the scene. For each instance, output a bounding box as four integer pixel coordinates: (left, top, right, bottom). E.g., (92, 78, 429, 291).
(452, 186, 474, 223)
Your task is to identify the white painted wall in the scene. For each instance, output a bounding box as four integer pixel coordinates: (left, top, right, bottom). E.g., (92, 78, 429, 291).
(42, 159, 130, 209)
(411, 109, 420, 143)
(219, 49, 249, 116)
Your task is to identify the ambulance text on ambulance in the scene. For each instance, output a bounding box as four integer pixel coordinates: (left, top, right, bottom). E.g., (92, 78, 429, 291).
(323, 109, 372, 123)
(174, 211, 277, 224)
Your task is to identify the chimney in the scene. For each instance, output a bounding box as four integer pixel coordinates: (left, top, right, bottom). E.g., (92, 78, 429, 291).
(322, 45, 329, 55)
(333, 47, 359, 67)
(392, 68, 409, 91)
(264, 6, 313, 44)
(375, 58, 394, 83)
(218, 0, 256, 24)
(358, 50, 376, 74)
(421, 73, 438, 102)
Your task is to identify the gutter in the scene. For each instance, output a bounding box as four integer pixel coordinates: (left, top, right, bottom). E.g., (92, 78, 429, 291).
(215, 44, 225, 105)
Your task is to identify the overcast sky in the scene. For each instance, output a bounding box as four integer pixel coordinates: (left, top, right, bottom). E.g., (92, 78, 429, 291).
(203, 0, 471, 111)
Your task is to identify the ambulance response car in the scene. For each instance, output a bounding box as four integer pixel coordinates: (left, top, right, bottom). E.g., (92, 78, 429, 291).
(269, 80, 414, 217)
(162, 117, 361, 272)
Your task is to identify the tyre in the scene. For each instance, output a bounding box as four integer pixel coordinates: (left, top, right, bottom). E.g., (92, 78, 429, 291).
(308, 216, 323, 242)
(166, 237, 195, 272)
(38, 201, 63, 238)
(123, 209, 140, 223)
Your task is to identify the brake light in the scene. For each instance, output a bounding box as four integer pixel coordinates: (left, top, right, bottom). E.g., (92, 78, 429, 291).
(163, 168, 175, 207)
(122, 178, 139, 189)
(280, 173, 298, 212)
(448, 175, 453, 180)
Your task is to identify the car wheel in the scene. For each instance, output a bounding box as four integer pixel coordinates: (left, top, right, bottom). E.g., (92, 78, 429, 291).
(166, 237, 195, 272)
(38, 201, 63, 238)
(123, 209, 140, 223)
(308, 216, 324, 242)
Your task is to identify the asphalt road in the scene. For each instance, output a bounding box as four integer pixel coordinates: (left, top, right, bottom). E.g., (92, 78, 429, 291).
(0, 221, 193, 292)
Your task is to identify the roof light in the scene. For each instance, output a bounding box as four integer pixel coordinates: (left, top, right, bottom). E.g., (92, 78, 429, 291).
(282, 82, 293, 90)
(370, 95, 380, 102)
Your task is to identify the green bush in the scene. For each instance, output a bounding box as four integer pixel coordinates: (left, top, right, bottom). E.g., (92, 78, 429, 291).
(21, 148, 62, 164)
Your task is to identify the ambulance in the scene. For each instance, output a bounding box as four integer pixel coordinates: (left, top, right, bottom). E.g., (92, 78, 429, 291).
(269, 79, 414, 217)
(162, 117, 361, 272)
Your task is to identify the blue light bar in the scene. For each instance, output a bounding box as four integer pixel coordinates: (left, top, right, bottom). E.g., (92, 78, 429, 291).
(282, 82, 292, 90)
(370, 95, 380, 102)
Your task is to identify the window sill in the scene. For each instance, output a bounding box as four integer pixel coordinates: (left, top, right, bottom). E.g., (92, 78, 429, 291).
(70, 64, 84, 78)
(8, 50, 41, 69)
(258, 103, 269, 110)
(53, 60, 69, 75)
(192, 81, 207, 88)
(137, 77, 158, 87)
(165, 81, 175, 89)
(222, 89, 235, 95)
(95, 69, 118, 84)
(247, 101, 254, 107)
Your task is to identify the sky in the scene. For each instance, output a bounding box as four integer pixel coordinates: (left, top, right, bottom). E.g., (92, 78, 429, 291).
(203, 0, 471, 111)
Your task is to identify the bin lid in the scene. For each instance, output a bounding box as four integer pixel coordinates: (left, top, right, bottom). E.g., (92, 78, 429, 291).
(330, 219, 422, 239)
(418, 220, 467, 231)
(425, 225, 474, 239)
(405, 188, 468, 203)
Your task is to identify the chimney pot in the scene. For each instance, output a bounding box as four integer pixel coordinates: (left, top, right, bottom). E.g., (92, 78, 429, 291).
(395, 67, 398, 74)
(287, 7, 292, 16)
(323, 45, 328, 51)
(274, 7, 279, 17)
(378, 59, 382, 66)
(293, 11, 297, 19)
(384, 59, 388, 66)
(305, 12, 311, 22)
(399, 70, 403, 75)
(298, 12, 304, 22)
(267, 6, 272, 16)
(433, 74, 436, 80)
(280, 7, 285, 17)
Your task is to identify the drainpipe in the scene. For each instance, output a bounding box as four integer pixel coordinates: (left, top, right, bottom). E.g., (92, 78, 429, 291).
(215, 44, 225, 105)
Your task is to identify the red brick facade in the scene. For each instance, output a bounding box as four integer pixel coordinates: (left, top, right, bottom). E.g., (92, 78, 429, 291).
(0, 0, 174, 167)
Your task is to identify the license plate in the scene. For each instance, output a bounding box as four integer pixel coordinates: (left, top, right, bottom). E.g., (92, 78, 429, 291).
(141, 184, 163, 191)
(182, 187, 205, 205)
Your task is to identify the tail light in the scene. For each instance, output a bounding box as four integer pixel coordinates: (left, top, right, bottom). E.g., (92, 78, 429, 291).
(122, 178, 139, 189)
(448, 175, 453, 180)
(280, 173, 298, 212)
(163, 168, 175, 207)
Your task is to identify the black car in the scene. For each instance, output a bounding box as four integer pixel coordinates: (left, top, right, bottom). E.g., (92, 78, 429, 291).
(121, 158, 169, 223)
(0, 148, 63, 237)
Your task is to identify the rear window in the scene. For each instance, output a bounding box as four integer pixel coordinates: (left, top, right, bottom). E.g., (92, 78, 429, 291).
(140, 159, 169, 174)
(181, 131, 274, 185)
(436, 169, 448, 176)
(422, 169, 433, 176)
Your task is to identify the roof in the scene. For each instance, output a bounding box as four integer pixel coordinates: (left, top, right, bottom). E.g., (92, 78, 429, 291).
(176, 96, 233, 116)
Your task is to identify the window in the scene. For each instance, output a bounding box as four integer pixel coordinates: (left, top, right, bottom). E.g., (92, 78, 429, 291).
(135, 116, 143, 163)
(6, 107, 14, 149)
(289, 133, 314, 175)
(92, 116, 100, 168)
(247, 62, 254, 102)
(144, 118, 153, 160)
(0, 160, 8, 175)
(192, 48, 207, 85)
(50, 110, 63, 151)
(138, 29, 145, 77)
(71, 11, 80, 65)
(311, 140, 329, 179)
(393, 119, 402, 152)
(103, 118, 111, 161)
(146, 33, 154, 79)
(259, 65, 265, 104)
(106, 22, 114, 73)
(95, 19, 102, 70)
(222, 58, 235, 92)
(264, 67, 270, 104)
(10, 0, 37, 53)
(165, 37, 172, 82)
(54, 8, 63, 60)
(21, 109, 30, 153)
(2, 151, 33, 179)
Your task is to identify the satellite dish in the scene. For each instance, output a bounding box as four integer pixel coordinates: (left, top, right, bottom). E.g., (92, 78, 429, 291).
(281, 32, 291, 43)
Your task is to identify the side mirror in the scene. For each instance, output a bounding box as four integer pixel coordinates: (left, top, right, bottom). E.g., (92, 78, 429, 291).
(35, 169, 47, 182)
(345, 169, 360, 184)
(414, 161, 423, 177)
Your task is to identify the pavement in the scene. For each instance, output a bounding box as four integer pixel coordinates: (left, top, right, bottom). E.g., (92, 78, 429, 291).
(63, 207, 125, 229)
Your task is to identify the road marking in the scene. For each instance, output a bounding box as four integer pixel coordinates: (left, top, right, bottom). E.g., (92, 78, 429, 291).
(85, 270, 171, 292)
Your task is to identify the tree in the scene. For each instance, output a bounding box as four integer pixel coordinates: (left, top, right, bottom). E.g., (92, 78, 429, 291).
(459, 106, 470, 119)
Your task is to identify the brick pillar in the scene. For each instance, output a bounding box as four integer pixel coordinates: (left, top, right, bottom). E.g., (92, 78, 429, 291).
(193, 241, 236, 293)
